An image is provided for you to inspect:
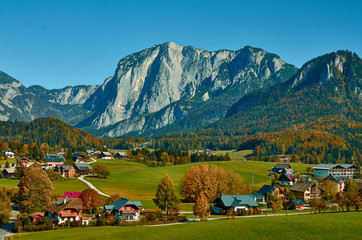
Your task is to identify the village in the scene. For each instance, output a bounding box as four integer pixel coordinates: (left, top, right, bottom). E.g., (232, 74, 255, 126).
(0, 147, 361, 239)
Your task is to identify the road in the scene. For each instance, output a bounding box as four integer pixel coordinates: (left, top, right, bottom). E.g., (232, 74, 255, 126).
(77, 158, 110, 197)
(0, 209, 19, 240)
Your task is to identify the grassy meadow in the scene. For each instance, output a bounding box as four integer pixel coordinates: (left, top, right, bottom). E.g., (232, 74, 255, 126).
(0, 150, 315, 210)
(86, 155, 315, 209)
(16, 212, 362, 240)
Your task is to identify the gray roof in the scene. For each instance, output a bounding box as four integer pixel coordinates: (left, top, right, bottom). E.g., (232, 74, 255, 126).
(326, 174, 348, 183)
(74, 164, 92, 171)
(257, 185, 277, 195)
(61, 165, 73, 171)
(273, 164, 291, 169)
(2, 167, 16, 174)
(313, 164, 355, 170)
(290, 182, 316, 192)
(216, 195, 259, 208)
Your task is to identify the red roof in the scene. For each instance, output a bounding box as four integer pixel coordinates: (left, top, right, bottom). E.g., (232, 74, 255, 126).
(60, 191, 82, 199)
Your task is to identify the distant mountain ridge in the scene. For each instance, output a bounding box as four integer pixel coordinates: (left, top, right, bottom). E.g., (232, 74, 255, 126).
(0, 42, 298, 137)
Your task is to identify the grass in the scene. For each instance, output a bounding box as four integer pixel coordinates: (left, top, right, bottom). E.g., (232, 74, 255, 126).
(16, 212, 362, 240)
(85, 156, 315, 209)
(0, 179, 88, 196)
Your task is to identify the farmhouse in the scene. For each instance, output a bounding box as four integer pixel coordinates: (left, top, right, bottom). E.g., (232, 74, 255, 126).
(257, 185, 285, 198)
(271, 164, 294, 175)
(313, 164, 357, 179)
(213, 195, 259, 214)
(99, 152, 112, 159)
(324, 174, 348, 192)
(290, 199, 306, 210)
(46, 202, 83, 225)
(2, 150, 14, 158)
(45, 157, 65, 169)
(290, 182, 322, 202)
(103, 198, 142, 221)
(2, 167, 16, 178)
(56, 165, 76, 177)
(114, 152, 127, 159)
(72, 153, 85, 163)
(279, 174, 298, 186)
(74, 163, 92, 175)
(86, 150, 97, 157)
(29, 212, 45, 223)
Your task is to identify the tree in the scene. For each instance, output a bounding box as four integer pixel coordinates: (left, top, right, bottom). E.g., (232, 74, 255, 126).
(320, 180, 338, 209)
(17, 167, 54, 213)
(343, 178, 359, 212)
(92, 163, 111, 178)
(181, 164, 248, 203)
(267, 191, 283, 213)
(14, 164, 26, 179)
(153, 174, 179, 222)
(193, 192, 210, 220)
(105, 194, 120, 205)
(80, 188, 103, 213)
(0, 187, 11, 225)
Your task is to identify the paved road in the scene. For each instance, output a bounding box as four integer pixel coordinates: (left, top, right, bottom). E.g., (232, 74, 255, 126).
(0, 222, 15, 240)
(78, 158, 110, 197)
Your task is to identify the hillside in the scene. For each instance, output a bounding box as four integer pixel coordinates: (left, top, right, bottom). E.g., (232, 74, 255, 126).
(0, 117, 101, 149)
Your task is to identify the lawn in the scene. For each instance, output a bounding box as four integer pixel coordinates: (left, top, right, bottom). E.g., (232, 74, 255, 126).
(17, 212, 362, 240)
(86, 156, 315, 209)
(0, 179, 88, 196)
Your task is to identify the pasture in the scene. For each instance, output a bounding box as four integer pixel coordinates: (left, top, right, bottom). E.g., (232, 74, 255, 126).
(16, 212, 362, 240)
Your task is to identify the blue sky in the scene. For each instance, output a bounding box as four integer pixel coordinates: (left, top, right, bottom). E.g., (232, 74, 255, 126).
(0, 0, 361, 89)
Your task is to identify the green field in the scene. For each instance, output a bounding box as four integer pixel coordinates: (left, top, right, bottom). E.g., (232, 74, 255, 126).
(0, 179, 88, 196)
(0, 151, 315, 210)
(17, 212, 362, 240)
(86, 157, 314, 209)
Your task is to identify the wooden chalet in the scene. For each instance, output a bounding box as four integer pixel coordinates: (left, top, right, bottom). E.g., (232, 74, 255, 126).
(2, 167, 15, 179)
(99, 152, 112, 159)
(103, 198, 142, 221)
(289, 182, 322, 202)
(46, 202, 83, 225)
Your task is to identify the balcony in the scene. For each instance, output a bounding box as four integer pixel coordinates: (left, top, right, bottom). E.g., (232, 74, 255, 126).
(120, 210, 138, 214)
(60, 213, 79, 217)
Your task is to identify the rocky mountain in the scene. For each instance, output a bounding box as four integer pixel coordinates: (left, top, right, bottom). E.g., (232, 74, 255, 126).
(0, 42, 298, 137)
(76, 42, 297, 137)
(0, 71, 94, 125)
(206, 50, 362, 136)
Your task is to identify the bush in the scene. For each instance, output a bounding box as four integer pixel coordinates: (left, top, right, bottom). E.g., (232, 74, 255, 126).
(146, 213, 157, 221)
(177, 215, 188, 222)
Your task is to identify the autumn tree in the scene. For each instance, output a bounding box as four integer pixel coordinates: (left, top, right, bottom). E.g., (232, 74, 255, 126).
(92, 163, 111, 178)
(320, 180, 338, 207)
(153, 174, 179, 221)
(193, 191, 210, 220)
(343, 178, 359, 212)
(80, 188, 103, 213)
(181, 164, 248, 203)
(105, 194, 121, 205)
(17, 167, 54, 213)
(0, 187, 11, 224)
(267, 191, 283, 213)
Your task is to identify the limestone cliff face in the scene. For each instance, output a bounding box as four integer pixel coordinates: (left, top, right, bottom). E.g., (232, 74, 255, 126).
(79, 42, 297, 135)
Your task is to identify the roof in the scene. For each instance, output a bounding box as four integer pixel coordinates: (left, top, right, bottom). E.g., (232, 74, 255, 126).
(45, 157, 65, 162)
(108, 198, 142, 211)
(29, 212, 45, 218)
(280, 174, 298, 181)
(47, 202, 82, 213)
(101, 152, 112, 156)
(291, 199, 306, 205)
(289, 182, 316, 192)
(326, 174, 348, 183)
(74, 163, 92, 171)
(115, 152, 126, 156)
(248, 193, 265, 198)
(313, 164, 355, 170)
(60, 192, 82, 199)
(217, 195, 259, 208)
(61, 165, 74, 171)
(2, 167, 16, 174)
(273, 164, 291, 169)
(257, 185, 277, 195)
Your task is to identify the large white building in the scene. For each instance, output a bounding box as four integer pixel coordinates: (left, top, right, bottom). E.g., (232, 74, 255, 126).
(313, 164, 357, 179)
